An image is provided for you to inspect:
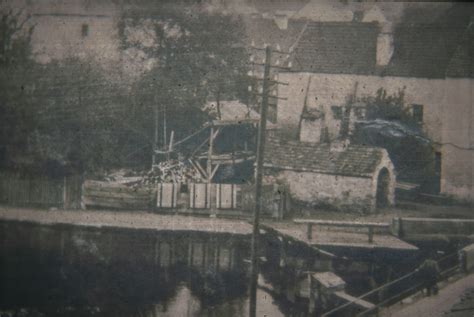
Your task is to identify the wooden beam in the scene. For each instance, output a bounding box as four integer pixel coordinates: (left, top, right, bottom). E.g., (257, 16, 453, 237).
(210, 164, 220, 180)
(294, 219, 389, 228)
(191, 128, 220, 157)
(188, 159, 203, 178)
(207, 127, 214, 184)
(192, 160, 208, 179)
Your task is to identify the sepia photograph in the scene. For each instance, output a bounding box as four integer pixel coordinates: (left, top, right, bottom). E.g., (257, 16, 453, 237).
(0, 0, 473, 316)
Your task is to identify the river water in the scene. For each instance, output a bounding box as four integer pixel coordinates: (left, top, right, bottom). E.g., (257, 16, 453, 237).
(0, 221, 308, 317)
(0, 221, 436, 317)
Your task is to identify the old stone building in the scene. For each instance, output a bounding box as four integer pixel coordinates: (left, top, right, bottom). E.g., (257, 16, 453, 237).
(263, 138, 395, 213)
(253, 3, 474, 203)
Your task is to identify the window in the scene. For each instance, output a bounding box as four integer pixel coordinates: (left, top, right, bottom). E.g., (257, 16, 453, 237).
(331, 106, 343, 120)
(81, 24, 89, 37)
(412, 104, 424, 123)
(354, 107, 365, 120)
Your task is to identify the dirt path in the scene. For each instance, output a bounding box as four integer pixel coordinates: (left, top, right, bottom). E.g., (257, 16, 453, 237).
(0, 206, 253, 235)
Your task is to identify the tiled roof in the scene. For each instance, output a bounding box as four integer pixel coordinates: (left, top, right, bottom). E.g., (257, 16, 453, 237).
(382, 24, 469, 78)
(264, 138, 385, 178)
(445, 22, 474, 78)
(288, 4, 474, 79)
(243, 17, 307, 52)
(291, 22, 378, 75)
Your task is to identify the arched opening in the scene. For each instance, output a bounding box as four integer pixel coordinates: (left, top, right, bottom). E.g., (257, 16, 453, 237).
(376, 168, 390, 209)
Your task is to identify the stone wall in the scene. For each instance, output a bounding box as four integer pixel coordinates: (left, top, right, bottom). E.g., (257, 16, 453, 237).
(264, 147, 395, 213)
(280, 170, 374, 212)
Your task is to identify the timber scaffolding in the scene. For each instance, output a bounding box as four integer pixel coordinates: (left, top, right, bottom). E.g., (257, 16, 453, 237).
(186, 119, 260, 184)
(148, 116, 288, 217)
(154, 117, 263, 183)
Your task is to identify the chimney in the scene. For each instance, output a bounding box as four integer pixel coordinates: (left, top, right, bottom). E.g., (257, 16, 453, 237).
(376, 29, 394, 66)
(362, 6, 394, 66)
(330, 139, 350, 153)
(274, 13, 288, 30)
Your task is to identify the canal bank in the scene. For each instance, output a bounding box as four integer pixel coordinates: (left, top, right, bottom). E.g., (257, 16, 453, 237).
(1, 205, 472, 316)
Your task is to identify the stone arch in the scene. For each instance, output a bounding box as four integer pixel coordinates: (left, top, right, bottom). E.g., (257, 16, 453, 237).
(376, 167, 391, 209)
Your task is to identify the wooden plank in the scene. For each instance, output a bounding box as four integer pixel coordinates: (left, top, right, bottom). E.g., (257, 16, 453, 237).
(333, 291, 375, 310)
(83, 194, 151, 204)
(82, 197, 150, 209)
(83, 188, 152, 200)
(189, 159, 207, 179)
(83, 182, 151, 196)
(210, 164, 220, 180)
(84, 180, 149, 192)
(156, 183, 178, 208)
(294, 219, 390, 228)
(193, 161, 208, 179)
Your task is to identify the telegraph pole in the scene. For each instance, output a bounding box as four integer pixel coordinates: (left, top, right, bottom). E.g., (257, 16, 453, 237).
(247, 42, 291, 317)
(249, 45, 272, 317)
(153, 97, 159, 167)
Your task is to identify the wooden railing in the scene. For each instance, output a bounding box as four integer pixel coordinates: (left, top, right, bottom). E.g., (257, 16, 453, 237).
(293, 219, 390, 243)
(322, 252, 461, 317)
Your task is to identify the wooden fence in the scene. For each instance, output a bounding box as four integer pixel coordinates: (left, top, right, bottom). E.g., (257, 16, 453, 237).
(189, 183, 240, 210)
(170, 182, 288, 217)
(0, 171, 289, 218)
(0, 172, 82, 208)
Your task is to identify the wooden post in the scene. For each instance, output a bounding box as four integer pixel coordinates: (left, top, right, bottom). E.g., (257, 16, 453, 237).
(249, 45, 272, 317)
(63, 176, 67, 209)
(153, 101, 159, 166)
(206, 127, 214, 209)
(154, 238, 159, 266)
(307, 223, 313, 241)
(163, 104, 167, 148)
(368, 226, 374, 243)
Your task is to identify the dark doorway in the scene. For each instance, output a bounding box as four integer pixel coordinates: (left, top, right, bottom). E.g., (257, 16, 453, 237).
(376, 168, 390, 209)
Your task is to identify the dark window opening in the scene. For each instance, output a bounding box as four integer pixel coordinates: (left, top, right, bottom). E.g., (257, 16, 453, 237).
(82, 24, 89, 37)
(268, 103, 277, 123)
(354, 107, 365, 120)
(331, 106, 343, 120)
(412, 104, 424, 123)
(180, 183, 188, 193)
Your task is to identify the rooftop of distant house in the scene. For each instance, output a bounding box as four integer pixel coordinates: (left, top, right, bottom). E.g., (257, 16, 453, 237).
(244, 3, 474, 79)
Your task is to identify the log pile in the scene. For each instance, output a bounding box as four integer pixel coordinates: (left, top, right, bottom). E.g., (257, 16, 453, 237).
(102, 160, 202, 188)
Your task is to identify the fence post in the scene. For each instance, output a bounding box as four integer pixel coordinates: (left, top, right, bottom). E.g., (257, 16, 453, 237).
(368, 226, 374, 243)
(307, 223, 313, 241)
(63, 176, 67, 209)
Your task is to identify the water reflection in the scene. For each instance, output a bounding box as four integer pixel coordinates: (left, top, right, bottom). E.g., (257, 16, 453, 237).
(0, 222, 292, 317)
(0, 221, 428, 316)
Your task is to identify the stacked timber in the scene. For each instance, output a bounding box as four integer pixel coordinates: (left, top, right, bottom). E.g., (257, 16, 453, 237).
(82, 180, 154, 210)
